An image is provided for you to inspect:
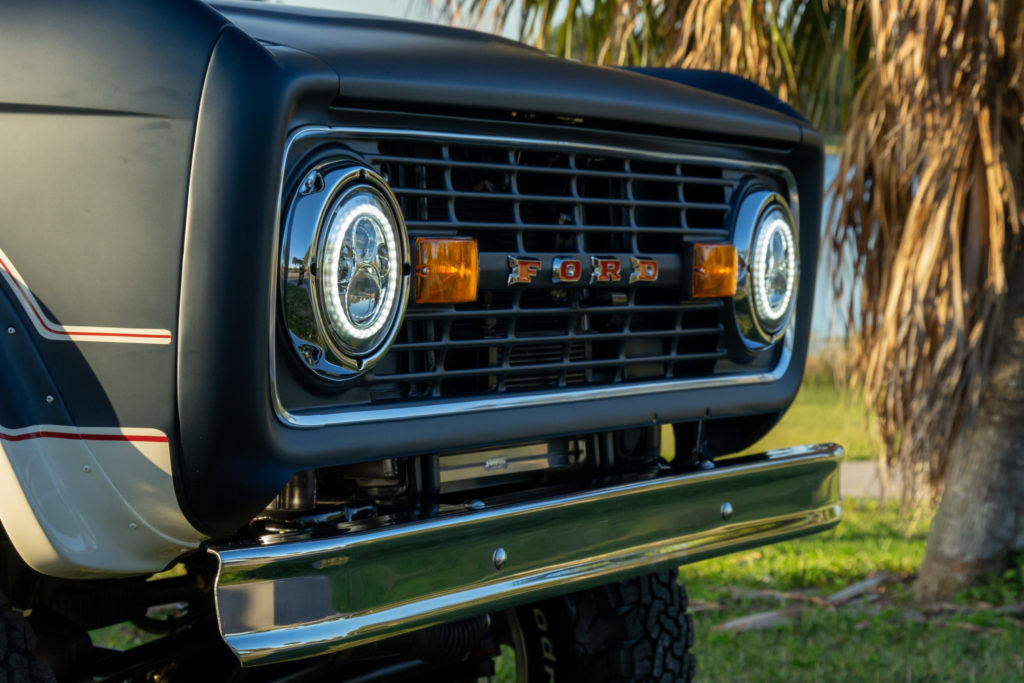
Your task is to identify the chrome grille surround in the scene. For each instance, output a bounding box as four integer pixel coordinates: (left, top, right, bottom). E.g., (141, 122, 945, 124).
(271, 127, 799, 429)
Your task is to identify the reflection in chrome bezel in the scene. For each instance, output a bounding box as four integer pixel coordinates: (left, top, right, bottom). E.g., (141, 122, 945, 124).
(280, 163, 410, 381)
(731, 189, 799, 351)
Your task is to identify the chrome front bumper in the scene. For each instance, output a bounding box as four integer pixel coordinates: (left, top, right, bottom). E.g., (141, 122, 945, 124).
(211, 443, 842, 665)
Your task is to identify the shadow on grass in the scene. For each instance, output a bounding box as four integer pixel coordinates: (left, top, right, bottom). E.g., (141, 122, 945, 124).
(682, 498, 1024, 682)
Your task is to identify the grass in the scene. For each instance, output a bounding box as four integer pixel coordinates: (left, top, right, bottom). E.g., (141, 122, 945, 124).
(88, 565, 186, 651)
(684, 500, 926, 593)
(683, 500, 1024, 682)
(97, 504, 1024, 682)
(102, 358, 1024, 681)
(743, 365, 879, 461)
(691, 608, 1024, 682)
(960, 552, 1024, 606)
(493, 501, 1024, 681)
(661, 363, 878, 463)
(89, 622, 160, 651)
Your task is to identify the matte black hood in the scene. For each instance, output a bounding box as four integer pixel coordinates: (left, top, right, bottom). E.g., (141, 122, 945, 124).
(211, 0, 803, 145)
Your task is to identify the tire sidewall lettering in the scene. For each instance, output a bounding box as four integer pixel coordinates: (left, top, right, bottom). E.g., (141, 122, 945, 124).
(529, 605, 559, 682)
(531, 607, 558, 665)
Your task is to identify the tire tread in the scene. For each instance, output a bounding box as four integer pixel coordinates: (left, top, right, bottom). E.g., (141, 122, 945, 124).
(522, 569, 696, 683)
(0, 593, 55, 683)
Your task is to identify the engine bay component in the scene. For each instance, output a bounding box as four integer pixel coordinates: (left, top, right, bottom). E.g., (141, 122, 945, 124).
(439, 439, 587, 493)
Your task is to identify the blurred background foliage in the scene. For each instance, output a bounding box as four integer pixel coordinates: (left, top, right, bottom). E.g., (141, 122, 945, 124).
(433, 0, 872, 137)
(435, 0, 1024, 599)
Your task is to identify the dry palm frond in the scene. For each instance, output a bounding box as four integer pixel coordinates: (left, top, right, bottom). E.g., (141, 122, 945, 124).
(433, 0, 1024, 501)
(829, 0, 1024, 501)
(668, 0, 796, 101)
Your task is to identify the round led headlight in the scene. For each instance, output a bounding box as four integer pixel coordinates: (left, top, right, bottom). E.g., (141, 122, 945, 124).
(750, 207, 797, 334)
(280, 164, 410, 381)
(731, 190, 799, 351)
(317, 188, 402, 357)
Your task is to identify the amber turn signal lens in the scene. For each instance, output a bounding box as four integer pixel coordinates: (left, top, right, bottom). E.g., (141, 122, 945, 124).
(692, 244, 737, 298)
(415, 237, 479, 304)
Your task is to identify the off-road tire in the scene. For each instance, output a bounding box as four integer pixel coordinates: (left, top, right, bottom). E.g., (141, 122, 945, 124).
(510, 569, 695, 683)
(0, 593, 55, 683)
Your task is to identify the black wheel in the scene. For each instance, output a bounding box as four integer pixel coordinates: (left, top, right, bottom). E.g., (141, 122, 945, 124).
(0, 593, 56, 683)
(502, 569, 696, 683)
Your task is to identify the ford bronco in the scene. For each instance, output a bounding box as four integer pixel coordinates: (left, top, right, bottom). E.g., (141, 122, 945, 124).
(0, 1, 840, 681)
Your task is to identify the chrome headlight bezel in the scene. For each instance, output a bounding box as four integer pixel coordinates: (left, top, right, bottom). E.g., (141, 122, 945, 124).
(280, 162, 410, 381)
(731, 189, 799, 352)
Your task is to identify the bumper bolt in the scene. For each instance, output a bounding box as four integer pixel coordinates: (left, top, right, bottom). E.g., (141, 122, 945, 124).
(720, 502, 734, 521)
(492, 547, 507, 570)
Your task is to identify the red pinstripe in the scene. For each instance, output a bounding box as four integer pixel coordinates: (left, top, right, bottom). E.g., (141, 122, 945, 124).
(0, 253, 172, 342)
(0, 429, 168, 444)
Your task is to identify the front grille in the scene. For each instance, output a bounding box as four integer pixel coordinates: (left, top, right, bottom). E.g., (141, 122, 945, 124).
(340, 134, 751, 402)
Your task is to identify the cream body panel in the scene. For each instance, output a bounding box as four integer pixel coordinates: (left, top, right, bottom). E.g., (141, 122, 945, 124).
(0, 426, 205, 578)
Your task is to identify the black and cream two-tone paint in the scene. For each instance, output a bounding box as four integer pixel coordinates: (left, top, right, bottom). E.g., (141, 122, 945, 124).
(1, 0, 824, 577)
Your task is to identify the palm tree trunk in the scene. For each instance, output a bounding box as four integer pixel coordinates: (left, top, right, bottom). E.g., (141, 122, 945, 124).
(915, 251, 1024, 600)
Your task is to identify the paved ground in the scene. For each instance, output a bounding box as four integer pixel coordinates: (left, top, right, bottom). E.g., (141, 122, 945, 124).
(841, 460, 885, 499)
